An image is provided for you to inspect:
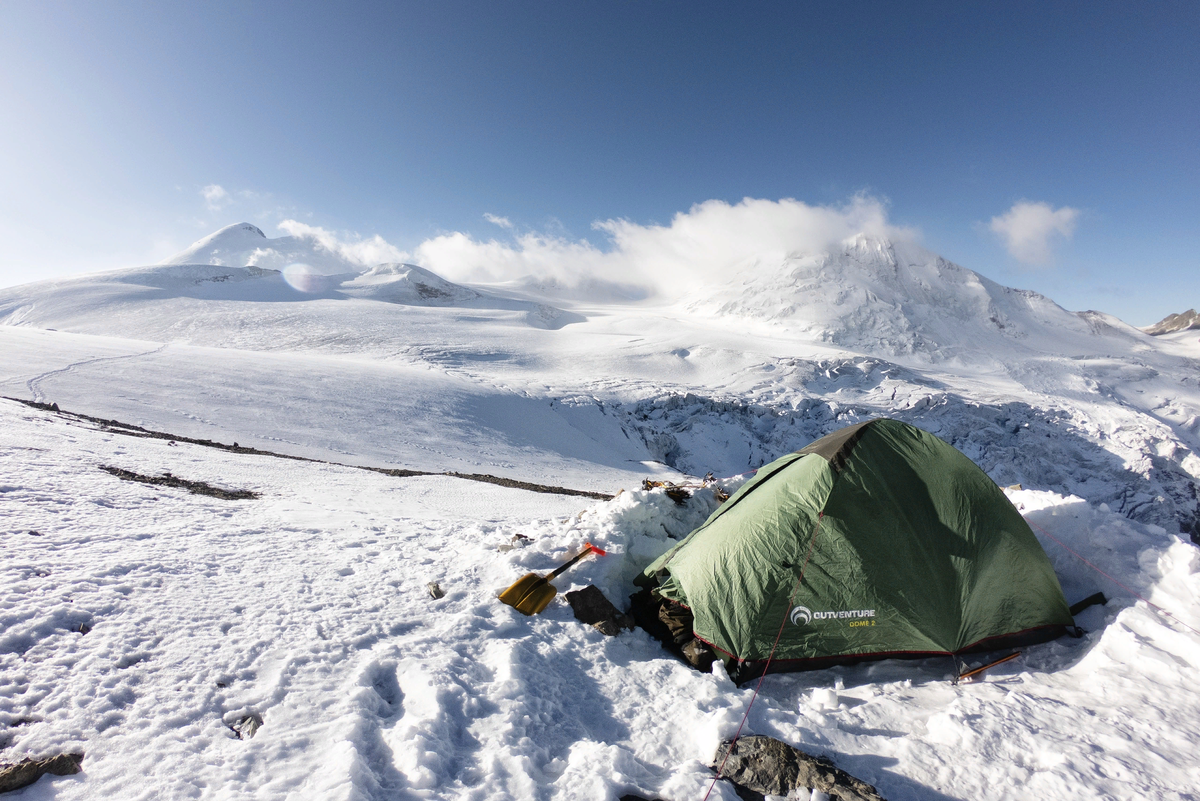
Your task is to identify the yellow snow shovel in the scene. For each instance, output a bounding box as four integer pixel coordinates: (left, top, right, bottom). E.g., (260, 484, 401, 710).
(499, 542, 606, 615)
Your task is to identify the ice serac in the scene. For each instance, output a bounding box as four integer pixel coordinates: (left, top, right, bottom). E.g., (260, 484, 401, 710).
(687, 235, 1148, 361)
(1143, 309, 1200, 336)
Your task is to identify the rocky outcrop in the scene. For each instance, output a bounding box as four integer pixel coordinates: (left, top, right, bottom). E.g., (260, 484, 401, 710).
(565, 585, 634, 636)
(0, 753, 84, 794)
(1144, 309, 1200, 335)
(713, 736, 885, 801)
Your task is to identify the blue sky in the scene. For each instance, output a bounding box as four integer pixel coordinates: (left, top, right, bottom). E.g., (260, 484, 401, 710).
(1, 1, 1196, 325)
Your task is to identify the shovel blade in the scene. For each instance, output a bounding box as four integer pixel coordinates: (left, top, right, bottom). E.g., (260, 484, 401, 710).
(498, 573, 558, 615)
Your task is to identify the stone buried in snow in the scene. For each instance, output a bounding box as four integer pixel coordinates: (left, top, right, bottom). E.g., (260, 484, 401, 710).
(0, 753, 84, 794)
(229, 713, 263, 740)
(565, 584, 635, 636)
(713, 736, 885, 801)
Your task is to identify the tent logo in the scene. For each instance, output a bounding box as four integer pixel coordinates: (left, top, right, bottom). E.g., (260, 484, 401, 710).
(790, 607, 876, 627)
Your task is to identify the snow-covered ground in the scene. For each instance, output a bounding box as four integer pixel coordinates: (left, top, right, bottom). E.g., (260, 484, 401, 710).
(2, 226, 1199, 798)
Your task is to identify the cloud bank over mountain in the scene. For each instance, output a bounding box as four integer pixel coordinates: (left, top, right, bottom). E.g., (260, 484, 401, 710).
(274, 195, 916, 297)
(276, 220, 407, 267)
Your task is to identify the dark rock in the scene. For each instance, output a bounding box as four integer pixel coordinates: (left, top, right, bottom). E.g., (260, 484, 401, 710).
(99, 465, 258, 500)
(713, 736, 885, 801)
(0, 752, 84, 793)
(565, 585, 634, 636)
(426, 581, 446, 600)
(1144, 308, 1200, 336)
(728, 782, 766, 801)
(229, 713, 263, 740)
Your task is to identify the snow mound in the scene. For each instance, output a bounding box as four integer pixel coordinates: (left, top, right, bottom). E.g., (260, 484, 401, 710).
(687, 236, 1150, 361)
(340, 263, 481, 305)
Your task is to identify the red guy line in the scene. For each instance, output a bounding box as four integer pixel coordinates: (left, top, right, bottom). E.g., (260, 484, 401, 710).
(701, 511, 825, 801)
(1025, 516, 1200, 639)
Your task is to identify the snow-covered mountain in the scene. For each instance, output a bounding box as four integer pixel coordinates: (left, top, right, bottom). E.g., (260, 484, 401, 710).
(160, 221, 365, 273)
(1, 227, 1197, 534)
(687, 235, 1149, 360)
(0, 224, 581, 334)
(3, 223, 1200, 799)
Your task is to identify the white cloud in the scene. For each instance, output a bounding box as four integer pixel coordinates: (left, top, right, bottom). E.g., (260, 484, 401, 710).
(989, 201, 1080, 266)
(277, 219, 408, 266)
(212, 195, 911, 294)
(201, 184, 231, 212)
(483, 213, 513, 229)
(414, 195, 913, 294)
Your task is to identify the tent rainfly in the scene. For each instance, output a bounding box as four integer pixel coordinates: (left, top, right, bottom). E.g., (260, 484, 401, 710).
(635, 418, 1075, 682)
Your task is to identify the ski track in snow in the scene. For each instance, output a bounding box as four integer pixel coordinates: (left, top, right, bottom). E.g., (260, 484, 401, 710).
(26, 344, 168, 403)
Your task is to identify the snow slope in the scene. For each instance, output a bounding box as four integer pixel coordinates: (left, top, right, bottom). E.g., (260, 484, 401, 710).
(2, 231, 1197, 536)
(2, 400, 1198, 800)
(685, 235, 1150, 363)
(1, 226, 1199, 798)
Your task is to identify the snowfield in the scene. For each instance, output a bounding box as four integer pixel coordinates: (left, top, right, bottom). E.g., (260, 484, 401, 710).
(1, 225, 1198, 799)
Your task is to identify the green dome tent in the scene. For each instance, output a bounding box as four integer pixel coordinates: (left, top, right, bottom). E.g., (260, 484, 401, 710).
(636, 418, 1074, 681)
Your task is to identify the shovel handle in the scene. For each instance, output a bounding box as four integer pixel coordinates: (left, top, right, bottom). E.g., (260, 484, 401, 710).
(545, 542, 605, 581)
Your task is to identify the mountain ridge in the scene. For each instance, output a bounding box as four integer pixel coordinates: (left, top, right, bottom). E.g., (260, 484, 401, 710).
(1, 223, 1198, 538)
(684, 234, 1150, 361)
(1144, 308, 1200, 335)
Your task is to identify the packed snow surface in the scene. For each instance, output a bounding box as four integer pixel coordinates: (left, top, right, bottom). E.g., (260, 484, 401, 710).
(1, 228, 1199, 799)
